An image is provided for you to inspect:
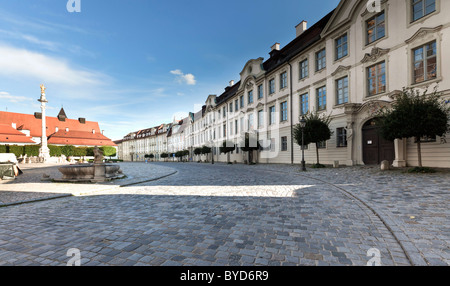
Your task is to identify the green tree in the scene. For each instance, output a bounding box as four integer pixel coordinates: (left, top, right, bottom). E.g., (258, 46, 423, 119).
(220, 141, 235, 163)
(240, 133, 260, 164)
(100, 146, 117, 159)
(60, 145, 75, 157)
(377, 87, 450, 168)
(161, 152, 169, 161)
(49, 145, 62, 157)
(201, 145, 212, 162)
(293, 112, 332, 167)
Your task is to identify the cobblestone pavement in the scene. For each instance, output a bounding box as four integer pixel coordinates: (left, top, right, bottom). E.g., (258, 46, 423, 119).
(0, 163, 177, 205)
(0, 162, 448, 266)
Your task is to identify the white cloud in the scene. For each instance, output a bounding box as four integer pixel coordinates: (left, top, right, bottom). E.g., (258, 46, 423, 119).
(0, 44, 108, 86)
(0, 91, 33, 103)
(170, 69, 196, 85)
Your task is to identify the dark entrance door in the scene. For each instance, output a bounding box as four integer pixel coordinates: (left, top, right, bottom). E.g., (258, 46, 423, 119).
(362, 119, 395, 165)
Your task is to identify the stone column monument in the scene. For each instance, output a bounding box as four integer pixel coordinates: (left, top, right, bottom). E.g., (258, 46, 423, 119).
(38, 84, 51, 162)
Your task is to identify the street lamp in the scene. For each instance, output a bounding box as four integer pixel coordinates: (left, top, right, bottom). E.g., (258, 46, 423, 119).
(300, 116, 307, 171)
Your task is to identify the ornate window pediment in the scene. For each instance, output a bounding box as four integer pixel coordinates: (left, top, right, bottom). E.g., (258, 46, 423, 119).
(405, 26, 443, 44)
(331, 65, 351, 76)
(361, 47, 390, 63)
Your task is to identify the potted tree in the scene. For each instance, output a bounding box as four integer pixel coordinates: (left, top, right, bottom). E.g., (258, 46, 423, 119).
(293, 112, 332, 168)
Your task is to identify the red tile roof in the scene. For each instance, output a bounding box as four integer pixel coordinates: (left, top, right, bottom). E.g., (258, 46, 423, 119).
(0, 124, 35, 144)
(0, 111, 115, 147)
(48, 130, 116, 147)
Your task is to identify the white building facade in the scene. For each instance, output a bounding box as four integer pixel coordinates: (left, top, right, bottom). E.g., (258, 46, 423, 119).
(117, 0, 450, 168)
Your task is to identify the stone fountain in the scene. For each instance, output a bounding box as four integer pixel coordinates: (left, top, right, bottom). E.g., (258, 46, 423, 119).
(56, 147, 125, 183)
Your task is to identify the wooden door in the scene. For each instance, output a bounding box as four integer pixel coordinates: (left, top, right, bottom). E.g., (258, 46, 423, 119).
(362, 119, 395, 165)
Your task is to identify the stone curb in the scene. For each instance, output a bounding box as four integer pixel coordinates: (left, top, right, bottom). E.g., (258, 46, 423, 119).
(0, 194, 73, 208)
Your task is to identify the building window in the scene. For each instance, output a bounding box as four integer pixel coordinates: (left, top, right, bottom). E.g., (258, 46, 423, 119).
(223, 106, 227, 117)
(248, 90, 254, 104)
(299, 59, 308, 79)
(240, 117, 244, 132)
(269, 79, 276, 94)
(240, 95, 244, 109)
(235, 120, 238, 134)
(412, 0, 436, 22)
(300, 93, 309, 115)
(335, 34, 348, 60)
(248, 114, 254, 131)
(367, 61, 386, 96)
(229, 102, 233, 113)
(366, 12, 385, 45)
(317, 141, 327, 149)
(258, 84, 264, 99)
(336, 128, 347, 147)
(281, 136, 288, 151)
(223, 124, 226, 138)
(415, 135, 437, 143)
(280, 72, 288, 89)
(269, 106, 276, 125)
(316, 48, 326, 71)
(258, 110, 264, 129)
(280, 101, 288, 122)
(317, 86, 327, 111)
(413, 41, 437, 84)
(336, 76, 349, 105)
(235, 99, 239, 112)
(230, 122, 233, 136)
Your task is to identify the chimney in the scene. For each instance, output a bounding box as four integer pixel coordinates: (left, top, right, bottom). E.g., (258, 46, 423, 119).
(229, 80, 235, 87)
(271, 43, 280, 52)
(78, 118, 86, 124)
(34, 112, 42, 119)
(296, 21, 307, 37)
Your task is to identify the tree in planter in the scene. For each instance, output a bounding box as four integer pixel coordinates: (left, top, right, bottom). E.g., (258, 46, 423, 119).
(194, 148, 202, 162)
(160, 153, 169, 162)
(240, 133, 260, 165)
(377, 87, 450, 171)
(182, 150, 190, 162)
(220, 141, 235, 164)
(293, 112, 332, 168)
(201, 145, 212, 162)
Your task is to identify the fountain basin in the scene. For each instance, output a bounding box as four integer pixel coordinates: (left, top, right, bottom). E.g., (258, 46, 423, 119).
(56, 163, 123, 183)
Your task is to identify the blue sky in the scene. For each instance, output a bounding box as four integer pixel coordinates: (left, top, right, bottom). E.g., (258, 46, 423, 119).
(0, 0, 340, 140)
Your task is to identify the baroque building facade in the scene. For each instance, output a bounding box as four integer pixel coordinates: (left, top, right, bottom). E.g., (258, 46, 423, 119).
(117, 0, 450, 168)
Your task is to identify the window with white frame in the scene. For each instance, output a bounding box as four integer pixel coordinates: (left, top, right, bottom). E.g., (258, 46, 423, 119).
(336, 76, 349, 105)
(269, 79, 276, 94)
(335, 33, 348, 60)
(413, 41, 437, 84)
(299, 59, 308, 79)
(317, 86, 327, 111)
(367, 61, 386, 96)
(258, 110, 264, 129)
(240, 95, 244, 108)
(280, 101, 288, 122)
(316, 48, 326, 71)
(280, 72, 288, 89)
(269, 106, 276, 125)
(300, 93, 309, 115)
(336, 128, 347, 147)
(248, 114, 254, 131)
(412, 0, 436, 22)
(258, 84, 264, 99)
(248, 90, 254, 104)
(366, 12, 385, 45)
